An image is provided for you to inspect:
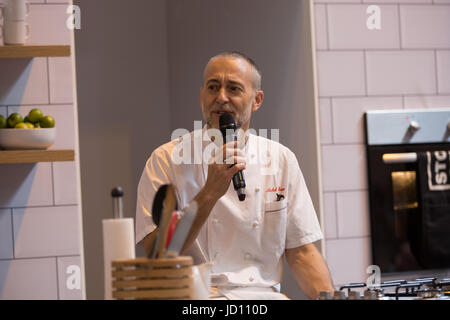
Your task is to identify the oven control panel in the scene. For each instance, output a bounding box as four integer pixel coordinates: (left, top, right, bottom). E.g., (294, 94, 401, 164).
(365, 109, 450, 145)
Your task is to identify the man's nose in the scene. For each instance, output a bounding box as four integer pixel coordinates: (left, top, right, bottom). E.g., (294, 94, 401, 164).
(216, 87, 229, 104)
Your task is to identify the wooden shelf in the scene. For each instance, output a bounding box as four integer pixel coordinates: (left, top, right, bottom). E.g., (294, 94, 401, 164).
(0, 149, 74, 164)
(0, 45, 70, 58)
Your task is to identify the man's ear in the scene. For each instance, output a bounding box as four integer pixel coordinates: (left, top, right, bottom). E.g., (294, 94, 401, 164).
(252, 90, 264, 112)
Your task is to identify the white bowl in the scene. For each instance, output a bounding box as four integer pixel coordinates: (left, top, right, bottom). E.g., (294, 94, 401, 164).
(0, 128, 56, 150)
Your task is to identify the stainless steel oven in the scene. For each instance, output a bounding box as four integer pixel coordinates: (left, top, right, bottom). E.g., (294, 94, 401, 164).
(365, 109, 450, 273)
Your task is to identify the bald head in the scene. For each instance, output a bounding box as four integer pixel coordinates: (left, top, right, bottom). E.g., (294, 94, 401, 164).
(203, 52, 262, 91)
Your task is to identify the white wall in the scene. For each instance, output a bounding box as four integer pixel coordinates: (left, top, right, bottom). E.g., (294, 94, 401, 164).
(313, 0, 450, 287)
(0, 0, 83, 299)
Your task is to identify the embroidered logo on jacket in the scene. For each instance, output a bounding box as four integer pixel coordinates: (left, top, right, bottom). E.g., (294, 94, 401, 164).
(266, 187, 285, 192)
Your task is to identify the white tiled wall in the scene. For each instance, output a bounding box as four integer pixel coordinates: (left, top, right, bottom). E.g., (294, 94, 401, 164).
(314, 0, 450, 287)
(0, 258, 58, 300)
(0, 2, 83, 299)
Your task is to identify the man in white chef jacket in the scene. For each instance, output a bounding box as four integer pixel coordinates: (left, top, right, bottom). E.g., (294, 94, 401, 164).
(136, 52, 335, 300)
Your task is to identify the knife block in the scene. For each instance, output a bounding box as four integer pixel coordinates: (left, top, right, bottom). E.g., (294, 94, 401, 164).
(111, 256, 194, 299)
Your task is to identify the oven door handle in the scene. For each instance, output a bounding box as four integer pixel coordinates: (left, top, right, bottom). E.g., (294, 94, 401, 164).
(382, 152, 417, 164)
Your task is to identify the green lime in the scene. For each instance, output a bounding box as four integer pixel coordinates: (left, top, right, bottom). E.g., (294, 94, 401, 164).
(25, 122, 34, 129)
(7, 113, 23, 128)
(39, 115, 55, 128)
(15, 122, 28, 129)
(28, 108, 44, 123)
(0, 115, 6, 128)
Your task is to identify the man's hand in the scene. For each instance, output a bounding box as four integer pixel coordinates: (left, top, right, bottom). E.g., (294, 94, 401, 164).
(141, 141, 246, 257)
(180, 140, 246, 254)
(203, 140, 247, 200)
(285, 243, 335, 299)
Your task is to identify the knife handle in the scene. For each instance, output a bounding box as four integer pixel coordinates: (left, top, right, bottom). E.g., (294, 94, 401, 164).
(157, 185, 177, 258)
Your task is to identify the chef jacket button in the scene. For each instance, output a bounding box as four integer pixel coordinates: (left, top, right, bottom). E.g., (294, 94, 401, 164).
(244, 253, 252, 260)
(251, 154, 255, 158)
(255, 187, 260, 193)
(212, 218, 218, 225)
(214, 252, 220, 259)
(252, 220, 259, 228)
(249, 277, 254, 282)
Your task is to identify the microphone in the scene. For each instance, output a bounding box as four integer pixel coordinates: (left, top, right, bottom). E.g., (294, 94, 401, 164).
(219, 113, 246, 201)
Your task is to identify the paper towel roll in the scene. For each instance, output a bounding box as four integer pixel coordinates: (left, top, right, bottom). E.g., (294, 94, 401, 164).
(102, 218, 135, 300)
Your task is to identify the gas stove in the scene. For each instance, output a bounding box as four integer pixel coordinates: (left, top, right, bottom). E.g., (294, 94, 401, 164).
(319, 277, 450, 300)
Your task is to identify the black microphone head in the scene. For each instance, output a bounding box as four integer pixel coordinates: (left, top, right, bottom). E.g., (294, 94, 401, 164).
(219, 113, 236, 130)
(219, 113, 236, 142)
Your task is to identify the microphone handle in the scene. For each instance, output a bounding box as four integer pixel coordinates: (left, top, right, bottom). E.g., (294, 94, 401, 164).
(233, 169, 246, 201)
(228, 134, 246, 201)
(233, 170, 245, 190)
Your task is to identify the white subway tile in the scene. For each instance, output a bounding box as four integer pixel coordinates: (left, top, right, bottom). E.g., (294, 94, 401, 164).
(0, 163, 53, 208)
(317, 51, 366, 96)
(404, 95, 450, 109)
(314, 4, 328, 50)
(325, 237, 372, 287)
(323, 192, 338, 239)
(53, 161, 78, 205)
(9, 105, 75, 149)
(400, 5, 450, 48)
(49, 57, 73, 104)
(437, 51, 450, 94)
(321, 144, 367, 191)
(57, 256, 83, 300)
(434, 0, 450, 3)
(0, 258, 57, 299)
(332, 96, 402, 144)
(13, 206, 80, 258)
(0, 209, 13, 259)
(0, 58, 49, 105)
(319, 98, 333, 144)
(336, 191, 370, 238)
(327, 5, 400, 49)
(27, 4, 70, 45)
(366, 51, 436, 95)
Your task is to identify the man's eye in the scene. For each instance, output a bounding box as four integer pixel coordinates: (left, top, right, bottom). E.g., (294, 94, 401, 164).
(208, 85, 219, 91)
(229, 86, 241, 92)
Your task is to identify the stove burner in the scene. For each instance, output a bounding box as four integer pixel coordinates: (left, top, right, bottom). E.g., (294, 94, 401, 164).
(319, 277, 450, 300)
